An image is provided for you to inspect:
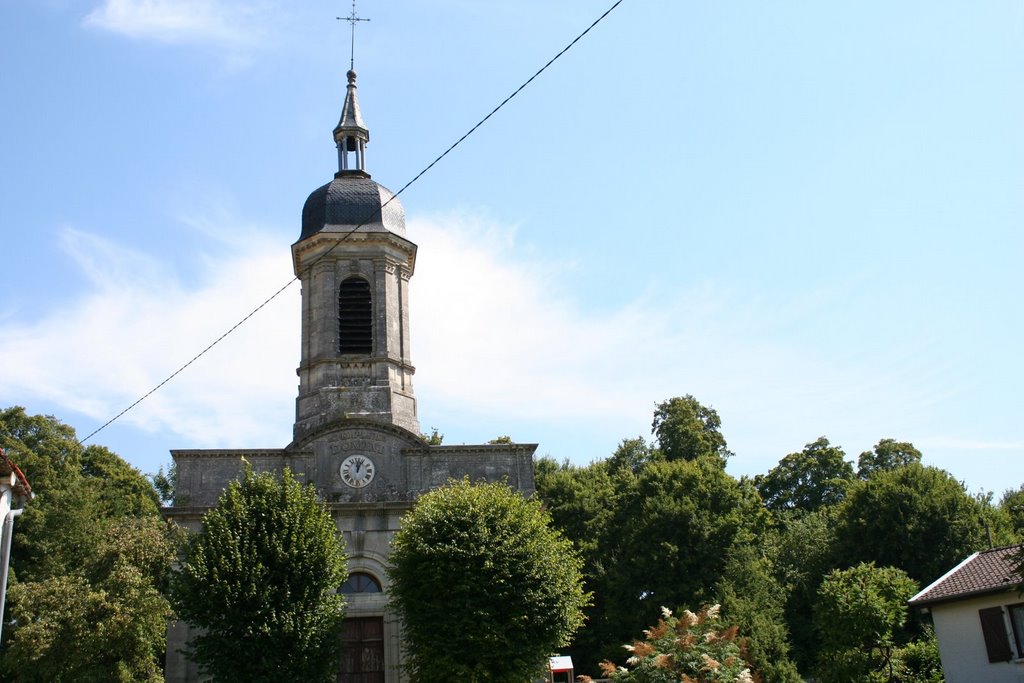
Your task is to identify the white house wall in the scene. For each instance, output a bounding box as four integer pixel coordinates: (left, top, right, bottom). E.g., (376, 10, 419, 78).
(930, 593, 1024, 683)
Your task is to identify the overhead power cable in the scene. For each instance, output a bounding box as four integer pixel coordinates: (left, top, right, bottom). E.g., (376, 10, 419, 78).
(79, 0, 625, 445)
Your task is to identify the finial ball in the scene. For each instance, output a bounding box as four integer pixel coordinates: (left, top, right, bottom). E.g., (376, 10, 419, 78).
(347, 69, 357, 83)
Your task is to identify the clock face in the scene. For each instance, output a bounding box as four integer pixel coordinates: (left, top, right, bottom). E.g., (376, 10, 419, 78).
(340, 455, 375, 488)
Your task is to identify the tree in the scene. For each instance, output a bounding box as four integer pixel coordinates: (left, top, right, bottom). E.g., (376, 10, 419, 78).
(651, 395, 732, 465)
(171, 466, 347, 683)
(769, 508, 839, 673)
(999, 485, 1024, 538)
(755, 437, 854, 513)
(0, 406, 81, 497)
(601, 458, 767, 663)
(890, 627, 944, 683)
(535, 457, 625, 674)
(813, 563, 918, 683)
(857, 439, 922, 479)
(0, 407, 174, 682)
(420, 427, 444, 446)
(4, 517, 180, 683)
(388, 478, 588, 683)
(832, 464, 992, 585)
(607, 436, 658, 474)
(149, 462, 176, 506)
(594, 604, 757, 683)
(715, 544, 802, 683)
(534, 457, 616, 561)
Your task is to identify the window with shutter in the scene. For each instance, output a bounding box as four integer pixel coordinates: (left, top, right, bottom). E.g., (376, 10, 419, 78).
(339, 277, 372, 355)
(979, 606, 1013, 662)
(1009, 603, 1024, 659)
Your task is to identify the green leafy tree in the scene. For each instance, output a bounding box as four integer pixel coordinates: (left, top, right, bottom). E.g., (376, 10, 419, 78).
(755, 437, 853, 513)
(389, 478, 588, 683)
(976, 490, 1017, 548)
(769, 508, 839, 672)
(149, 462, 177, 506)
(715, 545, 802, 682)
(857, 439, 922, 479)
(534, 458, 616, 561)
(595, 604, 757, 683)
(0, 406, 81, 496)
(833, 464, 992, 585)
(890, 627, 944, 683)
(999, 485, 1024, 538)
(420, 427, 444, 446)
(0, 407, 174, 682)
(651, 395, 732, 465)
(5, 517, 180, 683)
(535, 457, 624, 674)
(813, 563, 918, 683)
(607, 436, 658, 474)
(602, 458, 767, 663)
(171, 466, 347, 683)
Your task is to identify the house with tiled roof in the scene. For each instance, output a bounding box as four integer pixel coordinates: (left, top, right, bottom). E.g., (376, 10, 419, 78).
(909, 545, 1024, 683)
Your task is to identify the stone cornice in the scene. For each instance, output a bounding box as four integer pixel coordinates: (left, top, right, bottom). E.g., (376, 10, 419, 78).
(295, 356, 416, 374)
(291, 230, 416, 275)
(403, 443, 539, 457)
(170, 448, 288, 459)
(163, 500, 414, 518)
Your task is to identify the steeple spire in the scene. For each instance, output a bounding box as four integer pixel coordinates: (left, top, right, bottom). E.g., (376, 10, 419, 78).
(334, 1, 370, 173)
(334, 69, 369, 172)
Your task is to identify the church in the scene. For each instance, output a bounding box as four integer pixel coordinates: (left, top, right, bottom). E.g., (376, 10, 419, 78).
(163, 66, 537, 683)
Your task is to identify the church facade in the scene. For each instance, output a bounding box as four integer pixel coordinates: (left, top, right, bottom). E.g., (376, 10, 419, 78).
(164, 69, 536, 683)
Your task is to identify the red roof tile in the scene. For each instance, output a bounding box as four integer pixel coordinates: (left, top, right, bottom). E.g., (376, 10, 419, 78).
(910, 545, 1023, 606)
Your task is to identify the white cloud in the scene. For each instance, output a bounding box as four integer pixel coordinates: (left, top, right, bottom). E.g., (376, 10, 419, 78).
(0, 211, 976, 486)
(0, 224, 299, 448)
(408, 212, 946, 461)
(83, 0, 269, 49)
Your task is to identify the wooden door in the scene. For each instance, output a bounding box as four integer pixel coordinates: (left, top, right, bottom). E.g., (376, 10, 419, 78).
(340, 617, 385, 683)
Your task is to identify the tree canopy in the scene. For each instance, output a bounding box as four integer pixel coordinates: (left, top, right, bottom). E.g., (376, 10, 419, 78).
(1000, 485, 1024, 537)
(857, 439, 922, 479)
(813, 563, 918, 683)
(600, 458, 768, 668)
(533, 399, 990, 681)
(755, 437, 853, 513)
(651, 395, 732, 465)
(832, 464, 993, 585)
(171, 466, 347, 683)
(0, 407, 174, 683)
(388, 478, 588, 683)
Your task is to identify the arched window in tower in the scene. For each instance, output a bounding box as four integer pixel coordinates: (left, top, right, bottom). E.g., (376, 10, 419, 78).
(339, 277, 372, 354)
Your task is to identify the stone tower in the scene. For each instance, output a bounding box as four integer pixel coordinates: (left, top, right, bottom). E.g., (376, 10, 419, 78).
(165, 64, 536, 683)
(292, 69, 419, 441)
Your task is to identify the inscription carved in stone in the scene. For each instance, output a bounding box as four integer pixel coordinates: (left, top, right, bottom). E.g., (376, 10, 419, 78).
(329, 430, 386, 456)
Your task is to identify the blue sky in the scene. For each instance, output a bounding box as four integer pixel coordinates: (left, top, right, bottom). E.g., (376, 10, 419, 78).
(1, 1, 1021, 497)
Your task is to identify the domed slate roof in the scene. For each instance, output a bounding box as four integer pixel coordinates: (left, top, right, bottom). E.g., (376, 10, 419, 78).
(300, 171, 406, 241)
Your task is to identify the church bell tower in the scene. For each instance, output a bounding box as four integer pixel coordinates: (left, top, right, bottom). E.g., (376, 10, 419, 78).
(291, 69, 419, 441)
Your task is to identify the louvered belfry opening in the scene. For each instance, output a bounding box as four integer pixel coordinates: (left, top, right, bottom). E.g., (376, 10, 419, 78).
(339, 277, 372, 354)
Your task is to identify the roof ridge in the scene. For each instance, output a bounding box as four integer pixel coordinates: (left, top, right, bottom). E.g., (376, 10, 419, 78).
(909, 543, 1023, 607)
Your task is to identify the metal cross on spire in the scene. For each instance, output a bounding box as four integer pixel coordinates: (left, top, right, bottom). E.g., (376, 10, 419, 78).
(337, 0, 370, 71)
